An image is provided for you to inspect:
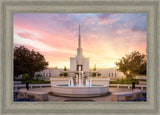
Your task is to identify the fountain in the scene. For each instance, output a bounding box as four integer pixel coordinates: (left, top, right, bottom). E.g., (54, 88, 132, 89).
(51, 67, 110, 97)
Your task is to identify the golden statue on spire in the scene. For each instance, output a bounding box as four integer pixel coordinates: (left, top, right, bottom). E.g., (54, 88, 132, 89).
(79, 24, 81, 29)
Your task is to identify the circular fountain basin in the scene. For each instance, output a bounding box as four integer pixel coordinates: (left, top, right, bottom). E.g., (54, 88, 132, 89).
(51, 84, 109, 97)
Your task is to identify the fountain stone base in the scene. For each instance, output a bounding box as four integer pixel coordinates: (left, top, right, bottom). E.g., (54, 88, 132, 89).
(51, 85, 109, 97)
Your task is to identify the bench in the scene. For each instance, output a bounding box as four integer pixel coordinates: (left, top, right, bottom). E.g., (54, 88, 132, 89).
(111, 89, 144, 101)
(111, 92, 133, 101)
(26, 91, 48, 101)
(132, 89, 144, 99)
(17, 89, 48, 101)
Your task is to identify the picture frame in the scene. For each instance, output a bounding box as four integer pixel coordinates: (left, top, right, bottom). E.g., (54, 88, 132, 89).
(0, 0, 159, 114)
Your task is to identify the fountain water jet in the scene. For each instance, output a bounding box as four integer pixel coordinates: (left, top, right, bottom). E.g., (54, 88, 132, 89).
(71, 78, 74, 87)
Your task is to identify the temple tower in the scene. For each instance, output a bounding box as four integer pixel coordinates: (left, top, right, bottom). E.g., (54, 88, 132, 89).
(77, 25, 83, 58)
(70, 25, 89, 72)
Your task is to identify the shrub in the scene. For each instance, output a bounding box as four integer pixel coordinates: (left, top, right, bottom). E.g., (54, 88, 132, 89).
(110, 78, 139, 84)
(35, 74, 42, 79)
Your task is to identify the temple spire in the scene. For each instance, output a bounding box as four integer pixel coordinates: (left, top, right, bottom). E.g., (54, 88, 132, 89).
(78, 24, 81, 48)
(77, 24, 83, 57)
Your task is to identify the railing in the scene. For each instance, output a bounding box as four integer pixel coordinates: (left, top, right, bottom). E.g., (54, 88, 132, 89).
(14, 83, 146, 90)
(14, 81, 22, 85)
(14, 84, 51, 90)
(109, 84, 146, 90)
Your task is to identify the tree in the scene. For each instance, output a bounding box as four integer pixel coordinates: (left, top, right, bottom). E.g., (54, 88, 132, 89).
(92, 64, 97, 77)
(115, 51, 146, 79)
(93, 64, 96, 71)
(14, 46, 48, 79)
(138, 61, 146, 75)
(64, 66, 67, 71)
(22, 73, 29, 81)
(63, 66, 68, 76)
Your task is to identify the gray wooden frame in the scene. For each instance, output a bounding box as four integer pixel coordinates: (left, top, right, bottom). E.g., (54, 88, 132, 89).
(0, 0, 159, 114)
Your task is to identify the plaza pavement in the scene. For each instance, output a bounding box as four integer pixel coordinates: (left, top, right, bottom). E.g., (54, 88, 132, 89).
(20, 87, 133, 102)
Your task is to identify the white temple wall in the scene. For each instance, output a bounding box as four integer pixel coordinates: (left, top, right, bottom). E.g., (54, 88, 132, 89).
(36, 68, 61, 77)
(70, 57, 89, 72)
(70, 58, 77, 71)
(83, 58, 90, 71)
(97, 68, 125, 79)
(36, 68, 125, 81)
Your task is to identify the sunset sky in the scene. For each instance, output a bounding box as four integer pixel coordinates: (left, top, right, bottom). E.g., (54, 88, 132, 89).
(14, 13, 147, 69)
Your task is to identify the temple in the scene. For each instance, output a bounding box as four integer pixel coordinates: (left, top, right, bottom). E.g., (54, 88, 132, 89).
(70, 25, 90, 72)
(35, 25, 125, 80)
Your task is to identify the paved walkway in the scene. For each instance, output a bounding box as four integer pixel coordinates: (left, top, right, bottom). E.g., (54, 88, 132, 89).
(18, 87, 132, 102)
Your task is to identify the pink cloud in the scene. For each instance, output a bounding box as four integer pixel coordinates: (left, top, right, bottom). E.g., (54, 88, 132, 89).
(14, 20, 77, 53)
(17, 32, 36, 40)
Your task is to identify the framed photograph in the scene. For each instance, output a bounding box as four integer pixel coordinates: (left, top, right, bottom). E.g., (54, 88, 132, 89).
(0, 0, 159, 114)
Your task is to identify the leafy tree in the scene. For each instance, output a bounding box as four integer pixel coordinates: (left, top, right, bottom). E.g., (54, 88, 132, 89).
(138, 61, 146, 75)
(22, 73, 29, 81)
(14, 46, 48, 79)
(115, 51, 146, 79)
